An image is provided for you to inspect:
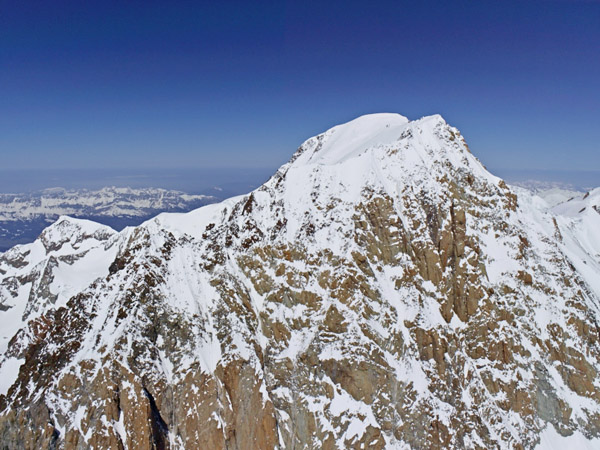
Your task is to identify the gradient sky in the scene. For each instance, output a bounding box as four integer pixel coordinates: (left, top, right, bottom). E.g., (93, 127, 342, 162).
(1, 0, 599, 172)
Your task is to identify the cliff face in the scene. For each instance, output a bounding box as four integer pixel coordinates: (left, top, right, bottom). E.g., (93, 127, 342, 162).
(1, 113, 600, 449)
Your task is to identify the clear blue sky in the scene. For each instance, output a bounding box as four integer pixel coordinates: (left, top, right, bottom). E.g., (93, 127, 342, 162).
(1, 0, 599, 172)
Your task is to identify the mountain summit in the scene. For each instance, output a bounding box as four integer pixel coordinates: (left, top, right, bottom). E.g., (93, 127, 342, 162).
(1, 114, 600, 449)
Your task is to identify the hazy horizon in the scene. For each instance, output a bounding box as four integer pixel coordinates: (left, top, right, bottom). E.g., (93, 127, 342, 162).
(0, 167, 275, 196)
(0, 166, 598, 197)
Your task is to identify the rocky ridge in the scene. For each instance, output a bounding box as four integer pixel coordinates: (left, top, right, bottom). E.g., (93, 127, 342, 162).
(0, 113, 600, 449)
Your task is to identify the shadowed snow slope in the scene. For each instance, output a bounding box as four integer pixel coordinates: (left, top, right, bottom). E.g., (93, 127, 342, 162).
(0, 113, 599, 449)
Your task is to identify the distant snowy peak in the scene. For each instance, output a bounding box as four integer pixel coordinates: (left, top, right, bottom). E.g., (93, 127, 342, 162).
(37, 216, 116, 253)
(552, 187, 600, 217)
(550, 188, 600, 269)
(0, 216, 120, 357)
(509, 180, 582, 209)
(536, 188, 581, 208)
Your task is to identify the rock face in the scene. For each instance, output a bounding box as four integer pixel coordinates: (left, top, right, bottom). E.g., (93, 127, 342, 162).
(1, 113, 600, 449)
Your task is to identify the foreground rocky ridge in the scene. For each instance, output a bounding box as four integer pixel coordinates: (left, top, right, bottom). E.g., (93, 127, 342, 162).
(1, 113, 600, 449)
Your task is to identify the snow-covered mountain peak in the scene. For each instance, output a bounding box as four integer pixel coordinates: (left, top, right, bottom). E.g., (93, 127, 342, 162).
(257, 113, 502, 236)
(1, 113, 600, 449)
(285, 112, 490, 183)
(38, 216, 115, 254)
(290, 113, 409, 166)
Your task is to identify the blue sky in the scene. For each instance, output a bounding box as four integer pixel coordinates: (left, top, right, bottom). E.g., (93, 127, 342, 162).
(1, 0, 599, 173)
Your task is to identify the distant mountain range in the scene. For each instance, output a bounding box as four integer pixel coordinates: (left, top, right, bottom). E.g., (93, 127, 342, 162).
(0, 187, 219, 251)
